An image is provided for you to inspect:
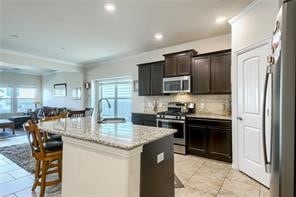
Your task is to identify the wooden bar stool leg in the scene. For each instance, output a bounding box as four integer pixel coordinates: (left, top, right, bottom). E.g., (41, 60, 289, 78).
(32, 159, 40, 191)
(40, 161, 49, 197)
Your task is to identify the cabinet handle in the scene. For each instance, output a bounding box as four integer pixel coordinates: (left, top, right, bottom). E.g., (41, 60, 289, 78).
(237, 117, 243, 121)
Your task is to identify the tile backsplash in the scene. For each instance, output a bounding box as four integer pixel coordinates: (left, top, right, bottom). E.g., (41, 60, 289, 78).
(144, 94, 231, 116)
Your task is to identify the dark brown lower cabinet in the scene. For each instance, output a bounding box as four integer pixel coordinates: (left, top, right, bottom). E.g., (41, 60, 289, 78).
(140, 135, 174, 197)
(187, 118, 232, 162)
(188, 125, 207, 156)
(132, 113, 156, 127)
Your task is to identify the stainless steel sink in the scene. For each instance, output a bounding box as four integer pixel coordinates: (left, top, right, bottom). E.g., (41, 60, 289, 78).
(97, 118, 126, 124)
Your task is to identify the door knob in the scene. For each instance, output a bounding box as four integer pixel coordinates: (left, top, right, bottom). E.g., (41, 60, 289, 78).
(237, 117, 243, 121)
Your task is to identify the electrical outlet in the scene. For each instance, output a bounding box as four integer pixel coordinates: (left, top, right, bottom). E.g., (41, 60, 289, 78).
(200, 103, 205, 109)
(157, 152, 164, 164)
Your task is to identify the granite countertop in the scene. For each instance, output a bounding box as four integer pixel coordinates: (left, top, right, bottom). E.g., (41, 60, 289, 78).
(38, 117, 176, 150)
(186, 113, 232, 120)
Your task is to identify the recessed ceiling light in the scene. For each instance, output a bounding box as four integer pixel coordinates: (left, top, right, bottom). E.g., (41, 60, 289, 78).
(104, 3, 116, 12)
(154, 33, 163, 41)
(216, 16, 227, 24)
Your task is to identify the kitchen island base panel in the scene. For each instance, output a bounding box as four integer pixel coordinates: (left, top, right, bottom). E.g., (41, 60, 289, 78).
(61, 136, 143, 197)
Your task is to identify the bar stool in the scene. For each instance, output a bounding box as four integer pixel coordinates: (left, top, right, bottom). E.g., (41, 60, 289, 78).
(24, 121, 62, 197)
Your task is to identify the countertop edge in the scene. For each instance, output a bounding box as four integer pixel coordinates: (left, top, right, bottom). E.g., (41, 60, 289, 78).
(40, 125, 176, 151)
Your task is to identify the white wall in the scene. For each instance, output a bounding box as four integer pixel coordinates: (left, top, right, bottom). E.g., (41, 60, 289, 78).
(0, 71, 42, 118)
(85, 34, 231, 113)
(0, 50, 80, 73)
(230, 0, 279, 169)
(230, 0, 279, 51)
(42, 72, 85, 110)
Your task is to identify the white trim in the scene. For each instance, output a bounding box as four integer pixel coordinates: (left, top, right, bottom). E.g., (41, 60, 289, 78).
(0, 48, 81, 66)
(231, 37, 271, 169)
(63, 136, 143, 158)
(228, 0, 263, 24)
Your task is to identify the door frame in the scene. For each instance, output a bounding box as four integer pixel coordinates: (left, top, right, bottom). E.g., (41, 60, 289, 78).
(231, 37, 271, 169)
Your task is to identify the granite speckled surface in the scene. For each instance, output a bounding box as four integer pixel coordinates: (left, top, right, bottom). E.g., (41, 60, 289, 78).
(38, 117, 176, 150)
(186, 113, 232, 120)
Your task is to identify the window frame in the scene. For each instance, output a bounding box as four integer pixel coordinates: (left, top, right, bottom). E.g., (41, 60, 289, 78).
(15, 86, 38, 113)
(0, 84, 39, 114)
(0, 86, 13, 113)
(97, 78, 132, 120)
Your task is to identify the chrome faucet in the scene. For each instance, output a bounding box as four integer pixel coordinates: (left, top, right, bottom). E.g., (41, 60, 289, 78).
(97, 98, 111, 123)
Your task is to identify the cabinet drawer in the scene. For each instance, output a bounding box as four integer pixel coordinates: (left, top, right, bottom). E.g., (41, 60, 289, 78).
(187, 118, 231, 129)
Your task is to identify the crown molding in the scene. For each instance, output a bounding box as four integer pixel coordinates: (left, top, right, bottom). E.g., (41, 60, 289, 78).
(0, 48, 81, 67)
(228, 0, 263, 25)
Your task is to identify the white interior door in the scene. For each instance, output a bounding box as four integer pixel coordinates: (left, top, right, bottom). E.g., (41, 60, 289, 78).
(237, 43, 271, 187)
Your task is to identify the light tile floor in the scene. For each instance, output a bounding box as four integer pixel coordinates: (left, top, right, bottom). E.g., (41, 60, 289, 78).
(0, 135, 28, 148)
(0, 136, 270, 197)
(174, 154, 270, 197)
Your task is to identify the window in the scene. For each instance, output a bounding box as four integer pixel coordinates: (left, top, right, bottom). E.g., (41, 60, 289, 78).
(0, 86, 38, 114)
(98, 79, 132, 121)
(0, 87, 13, 113)
(16, 87, 37, 112)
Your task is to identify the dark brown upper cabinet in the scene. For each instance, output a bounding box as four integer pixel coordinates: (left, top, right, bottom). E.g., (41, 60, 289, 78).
(211, 52, 231, 93)
(163, 49, 197, 77)
(192, 56, 211, 94)
(138, 61, 164, 96)
(192, 49, 231, 94)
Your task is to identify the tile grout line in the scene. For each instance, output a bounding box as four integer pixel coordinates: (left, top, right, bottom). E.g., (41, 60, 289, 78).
(183, 160, 207, 185)
(216, 167, 232, 196)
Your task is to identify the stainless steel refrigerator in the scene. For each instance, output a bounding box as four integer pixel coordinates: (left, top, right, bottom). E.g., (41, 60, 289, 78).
(262, 0, 295, 196)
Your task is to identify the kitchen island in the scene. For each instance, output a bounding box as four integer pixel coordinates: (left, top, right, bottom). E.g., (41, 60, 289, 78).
(39, 117, 176, 197)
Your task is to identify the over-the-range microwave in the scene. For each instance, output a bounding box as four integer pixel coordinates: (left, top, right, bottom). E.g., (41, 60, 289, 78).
(163, 76, 191, 94)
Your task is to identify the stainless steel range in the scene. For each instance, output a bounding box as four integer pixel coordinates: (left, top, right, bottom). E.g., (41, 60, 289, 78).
(156, 102, 195, 154)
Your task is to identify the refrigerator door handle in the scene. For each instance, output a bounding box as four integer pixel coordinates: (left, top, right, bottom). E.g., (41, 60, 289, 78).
(262, 65, 273, 173)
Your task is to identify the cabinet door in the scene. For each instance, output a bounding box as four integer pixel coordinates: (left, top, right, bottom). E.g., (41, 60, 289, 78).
(138, 65, 151, 96)
(192, 56, 211, 94)
(164, 56, 177, 77)
(176, 53, 191, 76)
(211, 52, 231, 93)
(150, 62, 164, 95)
(188, 125, 208, 156)
(208, 127, 232, 162)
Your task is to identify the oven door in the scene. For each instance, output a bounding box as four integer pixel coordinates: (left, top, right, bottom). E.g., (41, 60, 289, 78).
(156, 119, 186, 145)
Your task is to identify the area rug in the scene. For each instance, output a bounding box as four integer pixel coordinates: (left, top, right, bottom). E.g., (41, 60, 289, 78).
(0, 143, 184, 189)
(0, 143, 35, 173)
(0, 128, 27, 139)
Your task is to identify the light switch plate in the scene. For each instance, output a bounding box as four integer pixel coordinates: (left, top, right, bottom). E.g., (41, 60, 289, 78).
(157, 152, 164, 164)
(200, 103, 205, 109)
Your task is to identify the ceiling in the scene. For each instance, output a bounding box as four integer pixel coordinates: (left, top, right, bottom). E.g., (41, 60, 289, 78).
(0, 0, 253, 65)
(0, 62, 56, 76)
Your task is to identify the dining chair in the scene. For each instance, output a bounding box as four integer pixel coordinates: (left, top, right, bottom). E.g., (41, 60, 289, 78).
(85, 107, 94, 117)
(24, 121, 62, 197)
(68, 110, 86, 118)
